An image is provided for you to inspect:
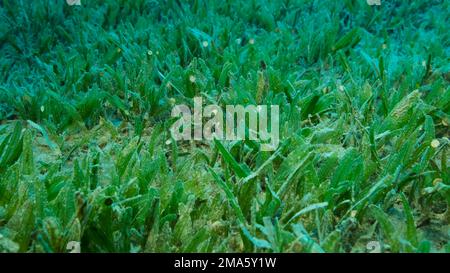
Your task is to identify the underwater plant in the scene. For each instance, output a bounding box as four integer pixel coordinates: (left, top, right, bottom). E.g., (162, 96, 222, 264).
(0, 0, 448, 253)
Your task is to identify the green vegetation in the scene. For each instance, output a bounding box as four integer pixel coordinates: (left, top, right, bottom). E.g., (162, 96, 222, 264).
(0, 0, 449, 253)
